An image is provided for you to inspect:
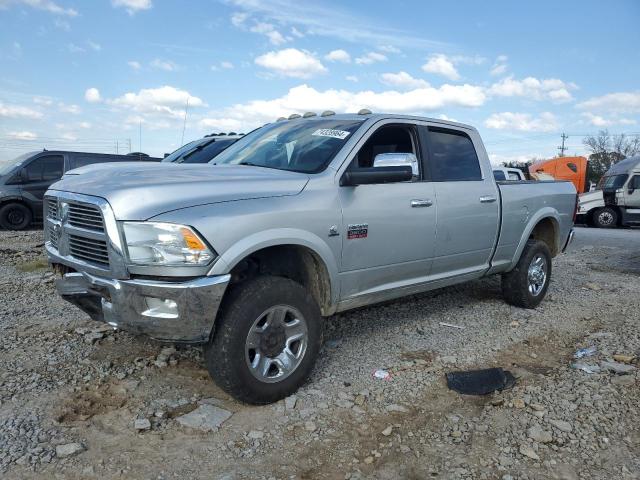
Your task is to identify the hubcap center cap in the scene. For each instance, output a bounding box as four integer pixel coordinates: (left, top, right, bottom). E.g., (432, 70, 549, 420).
(260, 324, 286, 358)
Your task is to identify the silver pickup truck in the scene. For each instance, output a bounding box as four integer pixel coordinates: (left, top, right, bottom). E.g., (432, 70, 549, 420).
(44, 113, 576, 404)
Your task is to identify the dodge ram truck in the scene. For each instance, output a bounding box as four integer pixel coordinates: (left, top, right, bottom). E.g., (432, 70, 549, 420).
(44, 112, 577, 404)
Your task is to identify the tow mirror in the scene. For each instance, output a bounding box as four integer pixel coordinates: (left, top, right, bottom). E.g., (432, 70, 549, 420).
(341, 166, 413, 186)
(373, 152, 419, 178)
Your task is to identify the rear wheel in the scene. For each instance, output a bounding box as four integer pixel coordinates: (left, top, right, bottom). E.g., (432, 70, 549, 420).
(593, 207, 618, 228)
(502, 240, 552, 309)
(0, 202, 32, 230)
(204, 275, 323, 404)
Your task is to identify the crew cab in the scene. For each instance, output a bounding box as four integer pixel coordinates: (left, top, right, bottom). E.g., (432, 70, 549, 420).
(44, 112, 576, 404)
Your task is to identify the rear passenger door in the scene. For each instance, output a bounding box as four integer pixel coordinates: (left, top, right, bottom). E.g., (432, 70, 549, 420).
(419, 126, 500, 278)
(21, 154, 64, 217)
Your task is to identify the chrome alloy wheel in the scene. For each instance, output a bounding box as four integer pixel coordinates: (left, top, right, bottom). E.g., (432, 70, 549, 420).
(597, 210, 614, 226)
(527, 254, 547, 296)
(245, 305, 308, 383)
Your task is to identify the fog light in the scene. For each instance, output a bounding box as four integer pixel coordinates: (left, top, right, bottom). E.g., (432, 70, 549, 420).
(142, 297, 179, 319)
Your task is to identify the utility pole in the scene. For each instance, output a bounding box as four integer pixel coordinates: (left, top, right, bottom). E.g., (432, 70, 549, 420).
(558, 133, 568, 157)
(181, 98, 189, 146)
(127, 138, 131, 153)
(139, 121, 142, 155)
(116, 140, 119, 154)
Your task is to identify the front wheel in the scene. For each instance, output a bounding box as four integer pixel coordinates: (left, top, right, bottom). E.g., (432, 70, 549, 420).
(204, 275, 323, 404)
(593, 207, 618, 228)
(501, 239, 552, 309)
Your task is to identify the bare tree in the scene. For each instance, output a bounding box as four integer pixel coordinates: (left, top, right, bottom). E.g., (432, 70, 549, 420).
(583, 130, 640, 184)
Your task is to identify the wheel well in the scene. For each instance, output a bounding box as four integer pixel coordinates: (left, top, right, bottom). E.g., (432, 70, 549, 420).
(529, 217, 559, 257)
(228, 245, 332, 315)
(0, 199, 35, 217)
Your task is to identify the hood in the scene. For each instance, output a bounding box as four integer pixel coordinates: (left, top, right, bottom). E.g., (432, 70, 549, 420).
(50, 162, 309, 220)
(578, 189, 604, 212)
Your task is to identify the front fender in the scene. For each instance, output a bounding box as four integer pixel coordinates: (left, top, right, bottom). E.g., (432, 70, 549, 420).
(207, 228, 340, 309)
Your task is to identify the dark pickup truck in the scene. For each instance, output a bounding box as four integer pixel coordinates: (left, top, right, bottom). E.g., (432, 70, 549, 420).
(0, 150, 159, 230)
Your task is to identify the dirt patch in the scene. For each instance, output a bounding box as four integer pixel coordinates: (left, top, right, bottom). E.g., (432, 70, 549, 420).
(55, 381, 133, 423)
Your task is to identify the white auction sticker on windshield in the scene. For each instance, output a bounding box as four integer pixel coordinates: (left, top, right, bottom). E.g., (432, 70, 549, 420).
(312, 129, 351, 140)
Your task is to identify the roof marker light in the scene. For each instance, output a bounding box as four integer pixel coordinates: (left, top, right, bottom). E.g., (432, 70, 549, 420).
(302, 112, 317, 118)
(358, 109, 372, 115)
(288, 114, 301, 119)
(321, 110, 336, 117)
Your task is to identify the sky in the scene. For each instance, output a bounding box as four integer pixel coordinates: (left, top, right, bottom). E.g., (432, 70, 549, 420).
(0, 0, 639, 165)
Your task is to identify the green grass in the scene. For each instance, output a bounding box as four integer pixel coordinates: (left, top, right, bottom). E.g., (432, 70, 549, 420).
(17, 258, 49, 273)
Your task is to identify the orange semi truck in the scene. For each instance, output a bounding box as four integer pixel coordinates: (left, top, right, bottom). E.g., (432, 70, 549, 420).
(528, 156, 588, 193)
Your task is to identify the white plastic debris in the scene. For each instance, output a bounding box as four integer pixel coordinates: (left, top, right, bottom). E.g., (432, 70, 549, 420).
(439, 322, 465, 330)
(372, 369, 391, 381)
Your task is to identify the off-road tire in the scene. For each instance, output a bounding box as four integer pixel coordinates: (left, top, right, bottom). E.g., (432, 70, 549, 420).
(204, 275, 323, 404)
(501, 239, 552, 309)
(593, 207, 618, 228)
(0, 202, 32, 230)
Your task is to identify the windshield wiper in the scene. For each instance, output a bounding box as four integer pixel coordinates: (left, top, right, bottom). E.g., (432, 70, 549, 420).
(238, 161, 267, 168)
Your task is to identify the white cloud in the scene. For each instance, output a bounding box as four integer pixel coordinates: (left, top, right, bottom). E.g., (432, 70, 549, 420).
(87, 40, 101, 52)
(150, 58, 178, 71)
(489, 153, 542, 167)
(577, 91, 640, 114)
(250, 22, 287, 45)
(111, 0, 152, 15)
(58, 103, 80, 114)
(290, 26, 304, 38)
(0, 102, 43, 119)
(67, 43, 85, 53)
(379, 45, 401, 54)
(61, 132, 77, 141)
(230, 11, 248, 26)
(32, 96, 53, 106)
(110, 85, 205, 119)
(7, 130, 37, 140)
(422, 54, 460, 81)
(255, 48, 327, 78)
(380, 71, 429, 90)
(221, 61, 234, 69)
(3, 0, 77, 16)
(345, 75, 358, 82)
(325, 49, 351, 63)
(128, 60, 141, 70)
(84, 87, 101, 103)
(490, 55, 508, 76)
(451, 54, 486, 65)
(355, 51, 387, 65)
(581, 112, 637, 127)
(484, 112, 558, 132)
(488, 76, 577, 103)
(79, 121, 91, 129)
(199, 83, 486, 132)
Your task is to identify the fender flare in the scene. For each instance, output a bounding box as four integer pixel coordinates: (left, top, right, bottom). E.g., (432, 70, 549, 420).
(510, 208, 561, 266)
(208, 228, 340, 308)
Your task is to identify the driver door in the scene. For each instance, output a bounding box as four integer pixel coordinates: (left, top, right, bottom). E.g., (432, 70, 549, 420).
(338, 121, 437, 300)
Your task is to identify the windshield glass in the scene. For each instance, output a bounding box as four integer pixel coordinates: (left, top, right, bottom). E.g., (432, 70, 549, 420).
(597, 174, 628, 190)
(0, 152, 36, 176)
(163, 138, 237, 164)
(212, 119, 364, 173)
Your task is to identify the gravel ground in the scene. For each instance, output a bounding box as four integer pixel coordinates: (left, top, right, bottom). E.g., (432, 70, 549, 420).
(1, 226, 639, 479)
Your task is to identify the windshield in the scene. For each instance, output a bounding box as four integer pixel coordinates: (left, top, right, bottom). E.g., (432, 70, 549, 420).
(597, 174, 628, 190)
(0, 151, 37, 176)
(162, 137, 237, 164)
(212, 119, 364, 173)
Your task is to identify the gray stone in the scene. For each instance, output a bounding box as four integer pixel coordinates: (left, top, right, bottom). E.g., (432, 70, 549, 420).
(527, 425, 552, 443)
(519, 444, 540, 461)
(548, 419, 573, 433)
(55, 443, 85, 458)
(176, 404, 233, 432)
(600, 360, 636, 375)
(385, 404, 409, 413)
(134, 418, 151, 431)
(247, 430, 264, 439)
(284, 395, 297, 410)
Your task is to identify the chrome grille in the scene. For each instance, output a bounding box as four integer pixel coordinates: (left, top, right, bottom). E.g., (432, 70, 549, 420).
(68, 203, 104, 232)
(48, 223, 59, 249)
(68, 234, 109, 266)
(47, 198, 59, 220)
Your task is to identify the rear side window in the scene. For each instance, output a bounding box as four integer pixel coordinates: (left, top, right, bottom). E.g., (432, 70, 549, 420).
(425, 128, 482, 181)
(493, 170, 506, 181)
(25, 155, 63, 182)
(508, 171, 521, 180)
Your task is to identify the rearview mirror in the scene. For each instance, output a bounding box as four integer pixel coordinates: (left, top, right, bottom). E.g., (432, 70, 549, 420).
(340, 166, 413, 186)
(373, 152, 419, 178)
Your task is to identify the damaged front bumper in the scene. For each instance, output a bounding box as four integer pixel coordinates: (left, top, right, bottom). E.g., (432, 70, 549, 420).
(56, 271, 230, 343)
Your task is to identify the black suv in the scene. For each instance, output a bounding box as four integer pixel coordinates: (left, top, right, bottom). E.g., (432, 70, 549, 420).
(0, 150, 159, 230)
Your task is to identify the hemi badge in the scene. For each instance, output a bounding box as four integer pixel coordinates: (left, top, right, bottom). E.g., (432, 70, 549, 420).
(347, 223, 368, 240)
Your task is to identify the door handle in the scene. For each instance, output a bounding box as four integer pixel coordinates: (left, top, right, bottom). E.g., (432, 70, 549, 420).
(479, 196, 497, 203)
(411, 199, 433, 208)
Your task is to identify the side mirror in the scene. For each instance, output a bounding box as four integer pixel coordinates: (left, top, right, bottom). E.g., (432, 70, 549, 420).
(341, 166, 413, 186)
(373, 152, 419, 178)
(629, 186, 635, 195)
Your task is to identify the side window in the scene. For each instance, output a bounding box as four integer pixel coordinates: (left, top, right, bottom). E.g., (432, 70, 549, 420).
(41, 155, 64, 180)
(493, 170, 506, 181)
(351, 125, 419, 178)
(632, 176, 640, 189)
(73, 156, 103, 169)
(508, 171, 521, 180)
(24, 158, 44, 182)
(567, 162, 578, 173)
(426, 128, 482, 181)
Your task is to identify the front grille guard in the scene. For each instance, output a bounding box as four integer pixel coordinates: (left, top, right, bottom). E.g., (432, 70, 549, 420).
(44, 191, 129, 279)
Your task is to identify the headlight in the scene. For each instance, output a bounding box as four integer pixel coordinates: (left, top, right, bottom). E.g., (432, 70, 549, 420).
(122, 222, 215, 266)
